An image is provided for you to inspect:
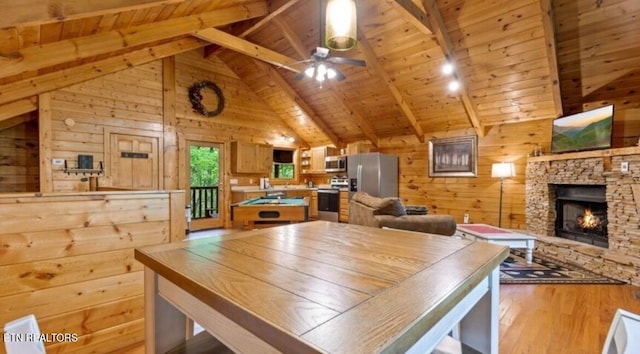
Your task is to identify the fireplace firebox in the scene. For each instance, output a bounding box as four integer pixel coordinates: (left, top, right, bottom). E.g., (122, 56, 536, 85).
(555, 184, 608, 248)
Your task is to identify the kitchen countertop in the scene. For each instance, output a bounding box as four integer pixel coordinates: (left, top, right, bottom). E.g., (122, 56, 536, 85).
(231, 185, 351, 192)
(231, 185, 329, 192)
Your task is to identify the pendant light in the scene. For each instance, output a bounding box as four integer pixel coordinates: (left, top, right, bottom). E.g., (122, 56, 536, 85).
(325, 0, 357, 51)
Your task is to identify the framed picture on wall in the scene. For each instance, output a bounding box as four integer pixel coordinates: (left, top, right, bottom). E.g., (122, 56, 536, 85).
(428, 135, 477, 177)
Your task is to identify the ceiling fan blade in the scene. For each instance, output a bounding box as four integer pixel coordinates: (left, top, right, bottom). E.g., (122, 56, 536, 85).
(294, 71, 306, 80)
(333, 68, 346, 81)
(328, 57, 366, 67)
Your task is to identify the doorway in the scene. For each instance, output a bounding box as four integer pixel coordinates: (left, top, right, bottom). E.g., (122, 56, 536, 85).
(187, 141, 223, 230)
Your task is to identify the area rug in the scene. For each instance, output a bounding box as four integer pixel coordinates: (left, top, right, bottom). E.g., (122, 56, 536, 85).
(500, 249, 624, 284)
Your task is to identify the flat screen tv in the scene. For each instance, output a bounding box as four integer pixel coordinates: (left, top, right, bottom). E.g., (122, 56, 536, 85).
(551, 105, 613, 154)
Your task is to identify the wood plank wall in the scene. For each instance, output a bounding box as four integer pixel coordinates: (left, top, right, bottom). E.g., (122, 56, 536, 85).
(553, 0, 640, 147)
(0, 190, 184, 354)
(378, 120, 552, 230)
(0, 115, 39, 192)
(173, 50, 304, 224)
(48, 61, 165, 192)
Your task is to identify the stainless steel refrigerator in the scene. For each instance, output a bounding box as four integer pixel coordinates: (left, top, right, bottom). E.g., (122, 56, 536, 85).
(348, 153, 398, 199)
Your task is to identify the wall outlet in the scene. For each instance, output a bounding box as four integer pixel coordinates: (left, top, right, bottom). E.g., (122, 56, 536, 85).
(463, 213, 470, 224)
(52, 158, 65, 166)
(621, 161, 629, 173)
(249, 178, 254, 184)
(230, 178, 238, 185)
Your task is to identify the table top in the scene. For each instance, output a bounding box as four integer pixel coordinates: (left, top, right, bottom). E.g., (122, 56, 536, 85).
(456, 224, 537, 240)
(234, 196, 309, 206)
(135, 221, 508, 353)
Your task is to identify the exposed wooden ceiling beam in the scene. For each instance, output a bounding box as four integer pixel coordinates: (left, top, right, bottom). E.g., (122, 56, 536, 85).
(193, 28, 303, 73)
(0, 97, 37, 123)
(326, 88, 380, 148)
(357, 31, 424, 143)
(421, 0, 485, 138)
(263, 65, 342, 148)
(390, 0, 433, 35)
(0, 37, 206, 106)
(0, 0, 188, 29)
(272, 18, 309, 60)
(238, 0, 302, 38)
(204, 0, 301, 58)
(0, 0, 268, 80)
(270, 20, 379, 147)
(0, 112, 35, 131)
(540, 0, 564, 118)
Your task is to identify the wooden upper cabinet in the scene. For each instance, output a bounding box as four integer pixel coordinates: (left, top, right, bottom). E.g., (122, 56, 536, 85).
(231, 141, 273, 174)
(303, 146, 337, 174)
(257, 144, 273, 173)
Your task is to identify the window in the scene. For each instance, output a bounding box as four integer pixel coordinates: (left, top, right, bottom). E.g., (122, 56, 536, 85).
(272, 148, 295, 179)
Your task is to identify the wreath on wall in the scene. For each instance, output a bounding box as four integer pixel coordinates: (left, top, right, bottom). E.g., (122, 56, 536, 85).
(188, 80, 225, 117)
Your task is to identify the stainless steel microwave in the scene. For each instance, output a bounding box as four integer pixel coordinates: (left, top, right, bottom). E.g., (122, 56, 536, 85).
(325, 155, 347, 173)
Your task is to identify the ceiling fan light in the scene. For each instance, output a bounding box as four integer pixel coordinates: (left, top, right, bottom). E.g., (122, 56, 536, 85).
(316, 64, 328, 81)
(326, 68, 337, 79)
(325, 0, 357, 51)
(304, 67, 315, 78)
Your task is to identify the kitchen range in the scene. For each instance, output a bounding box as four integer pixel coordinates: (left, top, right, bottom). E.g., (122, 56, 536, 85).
(317, 176, 348, 222)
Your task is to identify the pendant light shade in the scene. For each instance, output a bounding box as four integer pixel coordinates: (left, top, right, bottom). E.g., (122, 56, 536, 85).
(325, 0, 357, 51)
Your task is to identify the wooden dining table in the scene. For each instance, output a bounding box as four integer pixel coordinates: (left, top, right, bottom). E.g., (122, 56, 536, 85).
(135, 221, 509, 353)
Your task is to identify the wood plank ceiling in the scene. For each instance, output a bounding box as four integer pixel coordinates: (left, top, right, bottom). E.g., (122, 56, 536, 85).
(3, 0, 633, 148)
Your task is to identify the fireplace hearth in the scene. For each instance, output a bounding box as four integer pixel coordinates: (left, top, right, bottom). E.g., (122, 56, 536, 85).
(555, 184, 608, 247)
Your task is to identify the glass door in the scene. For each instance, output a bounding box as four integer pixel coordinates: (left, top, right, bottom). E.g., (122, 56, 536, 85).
(187, 141, 223, 230)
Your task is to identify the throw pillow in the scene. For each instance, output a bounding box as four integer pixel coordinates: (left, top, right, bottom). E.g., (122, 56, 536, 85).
(376, 197, 407, 217)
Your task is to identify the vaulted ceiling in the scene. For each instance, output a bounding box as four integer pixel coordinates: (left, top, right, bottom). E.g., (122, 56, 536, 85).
(1, 0, 637, 148)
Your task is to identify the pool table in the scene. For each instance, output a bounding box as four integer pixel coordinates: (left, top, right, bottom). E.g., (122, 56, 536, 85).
(231, 196, 309, 229)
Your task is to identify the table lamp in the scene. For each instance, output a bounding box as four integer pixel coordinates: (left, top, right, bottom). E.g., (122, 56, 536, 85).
(492, 162, 516, 227)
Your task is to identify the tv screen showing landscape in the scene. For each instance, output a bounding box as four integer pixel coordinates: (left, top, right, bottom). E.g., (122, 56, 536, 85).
(551, 105, 613, 154)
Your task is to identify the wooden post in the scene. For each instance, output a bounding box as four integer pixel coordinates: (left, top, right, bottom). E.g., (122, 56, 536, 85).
(169, 190, 186, 242)
(163, 57, 178, 190)
(38, 92, 53, 192)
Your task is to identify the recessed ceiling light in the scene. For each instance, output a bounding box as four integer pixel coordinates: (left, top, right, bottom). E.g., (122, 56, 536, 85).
(442, 62, 454, 75)
(448, 80, 460, 91)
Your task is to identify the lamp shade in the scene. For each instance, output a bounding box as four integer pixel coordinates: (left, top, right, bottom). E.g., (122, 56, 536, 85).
(325, 0, 357, 51)
(491, 162, 516, 178)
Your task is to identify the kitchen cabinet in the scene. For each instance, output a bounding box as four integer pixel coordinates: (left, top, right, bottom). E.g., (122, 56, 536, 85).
(339, 190, 349, 222)
(231, 142, 273, 174)
(284, 190, 318, 218)
(301, 146, 337, 174)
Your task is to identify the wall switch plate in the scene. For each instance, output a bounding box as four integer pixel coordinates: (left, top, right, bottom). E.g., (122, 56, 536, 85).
(621, 161, 629, 173)
(463, 213, 470, 224)
(52, 158, 65, 166)
(230, 178, 238, 185)
(249, 178, 254, 184)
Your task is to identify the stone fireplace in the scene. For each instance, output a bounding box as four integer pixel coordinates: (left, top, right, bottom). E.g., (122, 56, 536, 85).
(526, 148, 640, 285)
(554, 184, 607, 247)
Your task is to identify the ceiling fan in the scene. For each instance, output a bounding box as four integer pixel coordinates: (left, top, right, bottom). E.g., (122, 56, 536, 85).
(293, 0, 366, 83)
(293, 46, 366, 83)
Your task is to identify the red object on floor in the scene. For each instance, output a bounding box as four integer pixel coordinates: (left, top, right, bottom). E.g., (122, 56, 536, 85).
(459, 224, 511, 234)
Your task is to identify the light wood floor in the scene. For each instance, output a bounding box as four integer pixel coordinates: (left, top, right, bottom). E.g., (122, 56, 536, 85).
(123, 228, 640, 354)
(500, 283, 640, 353)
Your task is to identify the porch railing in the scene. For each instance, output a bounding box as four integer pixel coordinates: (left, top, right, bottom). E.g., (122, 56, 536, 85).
(190, 186, 219, 219)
